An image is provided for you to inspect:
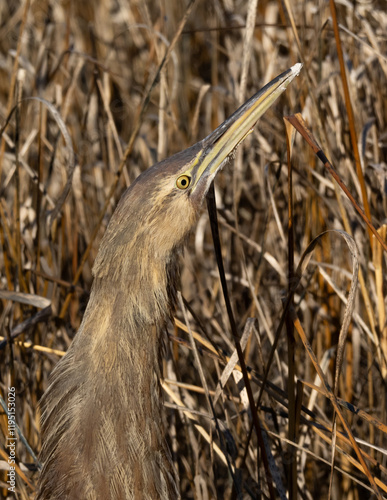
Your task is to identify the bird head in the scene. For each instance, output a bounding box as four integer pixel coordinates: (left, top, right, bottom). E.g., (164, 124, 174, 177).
(93, 64, 302, 282)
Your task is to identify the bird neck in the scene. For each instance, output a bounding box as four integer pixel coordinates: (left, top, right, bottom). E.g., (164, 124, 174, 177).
(76, 270, 173, 391)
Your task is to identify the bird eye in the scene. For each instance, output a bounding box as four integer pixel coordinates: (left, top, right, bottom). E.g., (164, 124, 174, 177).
(176, 175, 191, 190)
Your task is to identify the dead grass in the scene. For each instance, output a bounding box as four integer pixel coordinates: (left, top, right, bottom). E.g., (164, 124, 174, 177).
(0, 0, 386, 498)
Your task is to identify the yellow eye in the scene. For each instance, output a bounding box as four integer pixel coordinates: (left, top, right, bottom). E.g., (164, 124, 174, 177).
(176, 175, 191, 190)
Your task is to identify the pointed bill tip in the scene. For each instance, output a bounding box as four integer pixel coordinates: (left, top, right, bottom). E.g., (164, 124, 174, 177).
(290, 62, 303, 77)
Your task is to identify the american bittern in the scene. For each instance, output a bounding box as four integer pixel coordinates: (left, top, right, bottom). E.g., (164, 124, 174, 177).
(37, 64, 301, 499)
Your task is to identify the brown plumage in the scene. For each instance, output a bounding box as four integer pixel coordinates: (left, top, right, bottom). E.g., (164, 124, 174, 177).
(37, 65, 301, 500)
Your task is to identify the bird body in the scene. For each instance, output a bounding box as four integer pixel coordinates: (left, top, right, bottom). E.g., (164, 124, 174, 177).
(37, 64, 301, 499)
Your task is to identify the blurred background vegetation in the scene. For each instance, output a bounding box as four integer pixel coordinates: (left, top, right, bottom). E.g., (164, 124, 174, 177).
(0, 0, 386, 498)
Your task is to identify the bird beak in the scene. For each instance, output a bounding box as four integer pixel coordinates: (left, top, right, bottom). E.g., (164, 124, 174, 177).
(189, 63, 302, 195)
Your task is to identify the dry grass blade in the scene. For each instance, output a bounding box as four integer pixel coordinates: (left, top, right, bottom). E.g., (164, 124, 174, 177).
(329, 0, 372, 242)
(0, 337, 64, 357)
(24, 97, 75, 233)
(284, 110, 297, 500)
(331, 232, 359, 395)
(0, 96, 76, 233)
(213, 318, 255, 406)
(284, 114, 387, 252)
(300, 380, 387, 434)
(0, 291, 50, 309)
(329, 231, 359, 497)
(373, 225, 387, 378)
(0, 0, 30, 177)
